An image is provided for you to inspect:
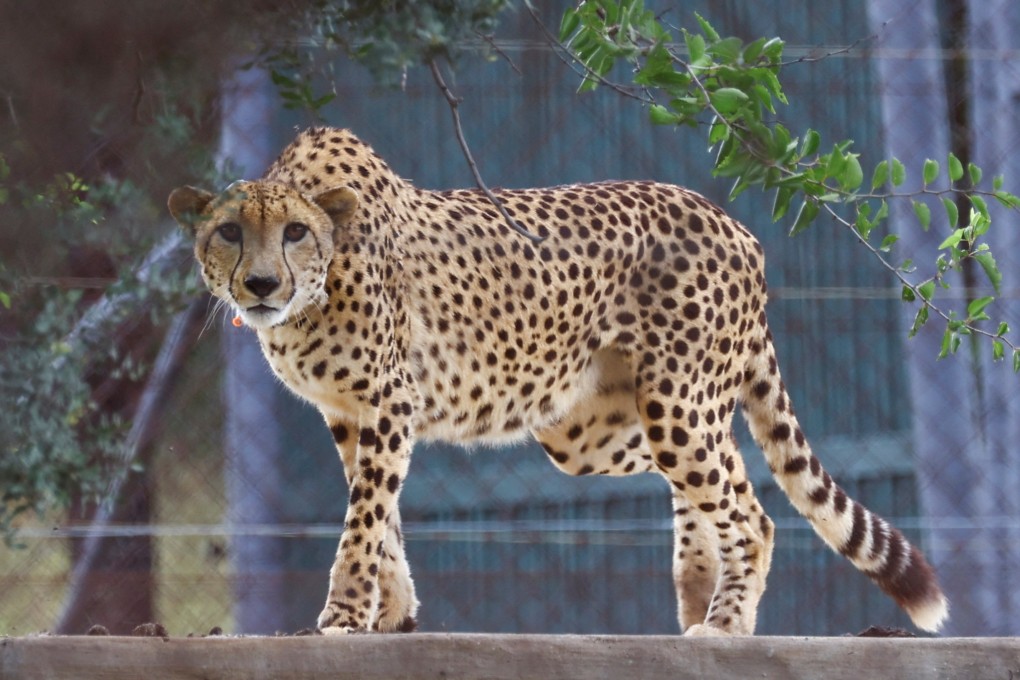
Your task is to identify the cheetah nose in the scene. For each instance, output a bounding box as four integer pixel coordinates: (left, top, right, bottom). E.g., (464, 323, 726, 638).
(244, 275, 280, 298)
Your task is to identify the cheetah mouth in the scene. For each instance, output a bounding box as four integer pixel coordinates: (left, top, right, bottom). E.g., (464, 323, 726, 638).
(246, 303, 279, 315)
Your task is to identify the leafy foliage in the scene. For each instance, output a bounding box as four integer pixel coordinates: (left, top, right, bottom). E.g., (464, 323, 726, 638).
(0, 5, 228, 544)
(558, 0, 1019, 369)
(259, 0, 510, 115)
(0, 162, 204, 545)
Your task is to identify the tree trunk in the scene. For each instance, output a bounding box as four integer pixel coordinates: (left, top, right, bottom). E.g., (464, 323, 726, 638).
(865, 0, 989, 635)
(57, 300, 205, 634)
(964, 0, 1020, 635)
(218, 63, 289, 635)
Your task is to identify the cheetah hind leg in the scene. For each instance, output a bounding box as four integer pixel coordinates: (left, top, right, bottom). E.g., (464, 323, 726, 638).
(676, 434, 773, 636)
(671, 493, 719, 631)
(533, 349, 726, 634)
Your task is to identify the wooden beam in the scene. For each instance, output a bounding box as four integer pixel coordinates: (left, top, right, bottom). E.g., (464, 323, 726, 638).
(2, 634, 1018, 680)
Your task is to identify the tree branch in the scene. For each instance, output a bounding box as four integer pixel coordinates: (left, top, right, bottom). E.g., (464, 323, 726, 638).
(525, 4, 654, 104)
(428, 58, 545, 245)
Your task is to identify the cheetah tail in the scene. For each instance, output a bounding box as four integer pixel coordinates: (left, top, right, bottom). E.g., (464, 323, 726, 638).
(738, 326, 949, 633)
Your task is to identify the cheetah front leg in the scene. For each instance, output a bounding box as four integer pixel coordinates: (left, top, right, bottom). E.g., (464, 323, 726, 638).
(373, 507, 419, 632)
(318, 395, 414, 634)
(325, 415, 419, 632)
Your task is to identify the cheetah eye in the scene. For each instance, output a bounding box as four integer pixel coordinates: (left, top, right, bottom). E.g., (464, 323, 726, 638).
(217, 222, 242, 243)
(284, 222, 309, 242)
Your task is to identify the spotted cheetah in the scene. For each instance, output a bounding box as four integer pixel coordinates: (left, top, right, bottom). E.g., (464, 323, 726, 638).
(168, 126, 948, 636)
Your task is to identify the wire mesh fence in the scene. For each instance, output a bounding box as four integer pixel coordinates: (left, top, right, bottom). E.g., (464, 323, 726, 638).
(2, 0, 1020, 639)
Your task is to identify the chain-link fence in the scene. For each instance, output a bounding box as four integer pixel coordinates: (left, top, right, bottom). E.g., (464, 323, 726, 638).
(2, 0, 1019, 638)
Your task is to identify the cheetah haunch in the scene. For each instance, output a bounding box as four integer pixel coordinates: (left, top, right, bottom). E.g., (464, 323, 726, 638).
(169, 126, 948, 635)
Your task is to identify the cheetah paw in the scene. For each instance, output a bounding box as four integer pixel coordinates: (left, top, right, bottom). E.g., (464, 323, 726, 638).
(319, 625, 365, 636)
(683, 623, 732, 637)
(316, 602, 367, 634)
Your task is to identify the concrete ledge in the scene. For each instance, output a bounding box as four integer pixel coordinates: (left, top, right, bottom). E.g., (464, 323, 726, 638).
(3, 634, 1019, 680)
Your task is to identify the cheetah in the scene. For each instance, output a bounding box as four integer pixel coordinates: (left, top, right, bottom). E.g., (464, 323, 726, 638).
(168, 126, 948, 636)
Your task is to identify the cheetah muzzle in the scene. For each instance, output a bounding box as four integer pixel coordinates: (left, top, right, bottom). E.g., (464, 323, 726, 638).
(169, 126, 949, 636)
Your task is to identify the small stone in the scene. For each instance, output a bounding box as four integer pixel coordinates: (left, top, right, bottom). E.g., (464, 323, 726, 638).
(131, 622, 169, 639)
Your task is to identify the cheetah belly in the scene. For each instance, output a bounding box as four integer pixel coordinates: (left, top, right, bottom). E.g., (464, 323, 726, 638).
(409, 337, 604, 447)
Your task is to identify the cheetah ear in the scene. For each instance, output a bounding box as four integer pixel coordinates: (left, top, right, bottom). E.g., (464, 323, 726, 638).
(313, 186, 359, 227)
(168, 186, 215, 236)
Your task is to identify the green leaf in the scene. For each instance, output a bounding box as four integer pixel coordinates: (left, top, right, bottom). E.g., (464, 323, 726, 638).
(891, 158, 906, 187)
(993, 340, 1005, 361)
(840, 153, 863, 191)
(942, 197, 959, 229)
(762, 37, 785, 62)
(879, 234, 899, 252)
(874, 199, 889, 225)
(948, 152, 964, 182)
(772, 186, 795, 222)
(994, 174, 1005, 190)
(695, 12, 721, 42)
(709, 87, 750, 114)
(923, 158, 939, 186)
(970, 195, 990, 224)
(901, 285, 916, 302)
(648, 104, 681, 125)
(1013, 349, 1020, 373)
(968, 162, 982, 186)
(559, 8, 580, 41)
(974, 252, 1003, 295)
(938, 227, 965, 250)
(909, 305, 929, 337)
(938, 327, 954, 359)
(789, 199, 819, 236)
(0, 291, 9, 309)
(708, 37, 744, 63)
(760, 70, 788, 105)
(994, 190, 1020, 209)
(684, 31, 706, 63)
(855, 205, 875, 240)
(801, 129, 820, 157)
(312, 93, 336, 110)
(708, 119, 729, 145)
(871, 160, 888, 190)
(825, 147, 846, 180)
(918, 281, 936, 301)
(742, 36, 767, 63)
(996, 321, 1009, 337)
(967, 296, 994, 321)
(912, 200, 932, 230)
(270, 69, 296, 88)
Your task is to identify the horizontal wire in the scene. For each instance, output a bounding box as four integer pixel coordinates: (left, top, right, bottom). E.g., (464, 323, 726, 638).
(287, 37, 1020, 62)
(15, 516, 1020, 542)
(770, 286, 1019, 301)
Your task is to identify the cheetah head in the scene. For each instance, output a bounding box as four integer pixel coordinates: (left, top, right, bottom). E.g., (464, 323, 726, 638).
(168, 181, 358, 329)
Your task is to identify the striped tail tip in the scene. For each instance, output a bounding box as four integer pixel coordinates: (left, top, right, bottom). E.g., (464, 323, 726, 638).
(905, 592, 949, 633)
(876, 543, 949, 633)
